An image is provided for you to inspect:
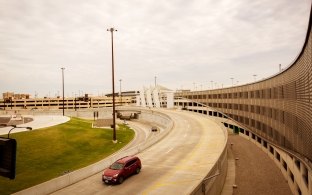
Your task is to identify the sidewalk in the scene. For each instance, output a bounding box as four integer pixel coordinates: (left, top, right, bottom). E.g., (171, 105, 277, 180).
(0, 115, 70, 136)
(227, 134, 292, 195)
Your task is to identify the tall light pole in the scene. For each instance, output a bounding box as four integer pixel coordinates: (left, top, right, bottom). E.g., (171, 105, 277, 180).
(154, 76, 157, 87)
(119, 79, 122, 105)
(107, 27, 117, 142)
(61, 67, 65, 116)
(230, 77, 234, 86)
(74, 93, 77, 111)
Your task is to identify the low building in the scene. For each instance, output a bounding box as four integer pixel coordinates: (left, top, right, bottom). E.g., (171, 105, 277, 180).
(0, 95, 133, 110)
(2, 92, 30, 100)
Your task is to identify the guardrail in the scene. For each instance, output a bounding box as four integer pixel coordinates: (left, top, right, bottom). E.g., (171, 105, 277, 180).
(13, 108, 174, 195)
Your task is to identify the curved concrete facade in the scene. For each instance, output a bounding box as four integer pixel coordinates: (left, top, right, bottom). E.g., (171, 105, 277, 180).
(177, 3, 312, 163)
(176, 3, 312, 195)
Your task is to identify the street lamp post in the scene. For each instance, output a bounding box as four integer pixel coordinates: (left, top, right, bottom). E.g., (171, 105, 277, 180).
(61, 67, 65, 116)
(119, 79, 122, 106)
(230, 78, 234, 86)
(8, 125, 32, 138)
(253, 74, 257, 82)
(74, 94, 77, 111)
(107, 27, 117, 142)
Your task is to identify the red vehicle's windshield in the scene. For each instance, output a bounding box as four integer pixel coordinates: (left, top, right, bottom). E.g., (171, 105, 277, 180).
(110, 162, 124, 170)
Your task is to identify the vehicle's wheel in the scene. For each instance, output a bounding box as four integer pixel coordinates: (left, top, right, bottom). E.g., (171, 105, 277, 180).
(118, 176, 124, 184)
(135, 167, 141, 174)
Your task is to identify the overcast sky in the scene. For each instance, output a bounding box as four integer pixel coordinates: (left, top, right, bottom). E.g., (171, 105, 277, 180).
(0, 0, 311, 98)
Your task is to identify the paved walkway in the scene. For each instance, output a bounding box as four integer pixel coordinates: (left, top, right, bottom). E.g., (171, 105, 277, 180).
(0, 115, 70, 136)
(227, 134, 292, 195)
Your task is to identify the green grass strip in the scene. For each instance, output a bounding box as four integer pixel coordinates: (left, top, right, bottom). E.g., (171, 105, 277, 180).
(0, 117, 134, 195)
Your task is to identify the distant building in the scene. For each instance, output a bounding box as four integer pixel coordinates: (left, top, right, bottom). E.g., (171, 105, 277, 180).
(175, 89, 191, 93)
(0, 95, 133, 110)
(3, 92, 30, 100)
(136, 85, 174, 108)
(105, 90, 139, 104)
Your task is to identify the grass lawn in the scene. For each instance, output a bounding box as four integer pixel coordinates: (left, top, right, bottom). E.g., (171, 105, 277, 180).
(0, 117, 134, 195)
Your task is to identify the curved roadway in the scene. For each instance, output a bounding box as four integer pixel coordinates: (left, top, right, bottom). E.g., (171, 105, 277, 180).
(52, 110, 226, 195)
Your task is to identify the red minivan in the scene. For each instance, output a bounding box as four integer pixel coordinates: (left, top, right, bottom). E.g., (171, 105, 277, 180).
(102, 156, 141, 184)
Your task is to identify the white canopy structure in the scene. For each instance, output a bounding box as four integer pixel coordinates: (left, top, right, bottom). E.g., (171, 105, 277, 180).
(136, 85, 174, 108)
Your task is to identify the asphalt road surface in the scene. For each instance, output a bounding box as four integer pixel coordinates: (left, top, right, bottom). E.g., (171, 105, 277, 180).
(51, 110, 226, 195)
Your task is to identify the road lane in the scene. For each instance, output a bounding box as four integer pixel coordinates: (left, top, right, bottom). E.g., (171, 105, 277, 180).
(52, 110, 226, 195)
(122, 121, 151, 150)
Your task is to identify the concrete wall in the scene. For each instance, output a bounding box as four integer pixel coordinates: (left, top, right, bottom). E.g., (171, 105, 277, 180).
(191, 147, 228, 195)
(188, 112, 229, 195)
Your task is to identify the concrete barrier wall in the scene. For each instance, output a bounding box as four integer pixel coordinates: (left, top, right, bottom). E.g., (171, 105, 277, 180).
(190, 147, 228, 195)
(139, 110, 172, 128)
(189, 113, 229, 195)
(13, 108, 174, 195)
